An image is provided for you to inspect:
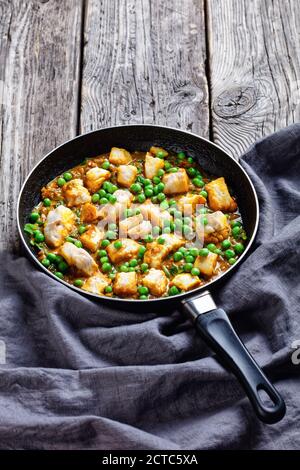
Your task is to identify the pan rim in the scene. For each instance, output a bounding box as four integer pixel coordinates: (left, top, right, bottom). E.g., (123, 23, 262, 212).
(17, 124, 259, 304)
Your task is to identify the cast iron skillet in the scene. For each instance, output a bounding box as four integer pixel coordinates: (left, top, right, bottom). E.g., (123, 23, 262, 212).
(17, 125, 286, 424)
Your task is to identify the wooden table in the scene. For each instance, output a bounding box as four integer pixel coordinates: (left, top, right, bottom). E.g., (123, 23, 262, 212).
(1, 0, 299, 250)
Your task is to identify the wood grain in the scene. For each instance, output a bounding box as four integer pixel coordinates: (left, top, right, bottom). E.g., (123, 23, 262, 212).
(207, 0, 300, 158)
(0, 0, 83, 250)
(80, 0, 209, 136)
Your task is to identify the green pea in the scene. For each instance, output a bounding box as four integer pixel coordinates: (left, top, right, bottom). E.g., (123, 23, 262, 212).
(225, 249, 235, 260)
(231, 220, 242, 228)
(164, 161, 172, 171)
(137, 175, 145, 185)
(232, 226, 241, 238)
(153, 226, 161, 236)
(139, 294, 149, 300)
(138, 246, 147, 257)
(41, 258, 50, 268)
(102, 160, 110, 170)
(101, 239, 110, 248)
(215, 248, 223, 255)
(157, 169, 165, 177)
(34, 230, 45, 243)
(105, 230, 116, 240)
(98, 189, 107, 198)
(152, 176, 160, 185)
(54, 255, 64, 264)
(187, 157, 194, 164)
(160, 200, 169, 210)
(43, 198, 51, 207)
(189, 248, 199, 257)
(102, 262, 112, 272)
(108, 273, 116, 279)
(222, 239, 231, 250)
(108, 194, 117, 204)
(157, 237, 165, 244)
(200, 190, 208, 198)
(185, 255, 195, 263)
(168, 167, 178, 173)
(74, 279, 84, 288)
(100, 197, 109, 204)
(129, 259, 138, 267)
(169, 221, 175, 231)
(66, 236, 76, 243)
(140, 263, 149, 272)
(177, 151, 185, 160)
(157, 193, 166, 202)
(175, 219, 183, 229)
(145, 235, 153, 243)
(183, 225, 193, 236)
(104, 285, 113, 293)
(74, 240, 82, 248)
(187, 167, 197, 177)
(156, 182, 165, 192)
(108, 223, 116, 231)
(199, 207, 207, 214)
(228, 258, 237, 265)
(130, 183, 142, 194)
(63, 172, 72, 181)
(143, 187, 153, 198)
(137, 193, 146, 203)
(58, 261, 68, 273)
(168, 286, 179, 296)
(144, 178, 152, 186)
(151, 196, 158, 204)
(92, 193, 100, 203)
(55, 272, 64, 279)
(114, 241, 122, 250)
(191, 267, 200, 276)
(173, 251, 183, 262)
(234, 243, 245, 255)
(192, 177, 205, 188)
(156, 150, 166, 159)
(184, 263, 193, 272)
(57, 177, 66, 187)
(120, 264, 129, 272)
(138, 286, 149, 295)
(207, 243, 217, 252)
(199, 248, 209, 257)
(30, 212, 39, 223)
(108, 184, 118, 194)
(98, 249, 107, 257)
(47, 253, 58, 263)
(78, 225, 87, 234)
(100, 256, 109, 264)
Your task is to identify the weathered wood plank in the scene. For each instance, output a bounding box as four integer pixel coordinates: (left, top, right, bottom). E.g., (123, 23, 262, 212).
(80, 0, 209, 137)
(0, 0, 83, 250)
(207, 0, 300, 158)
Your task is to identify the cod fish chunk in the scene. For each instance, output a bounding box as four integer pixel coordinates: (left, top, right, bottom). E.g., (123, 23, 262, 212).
(44, 205, 75, 248)
(163, 169, 189, 195)
(113, 272, 137, 297)
(60, 242, 98, 276)
(205, 177, 237, 212)
(85, 167, 110, 193)
(62, 179, 91, 207)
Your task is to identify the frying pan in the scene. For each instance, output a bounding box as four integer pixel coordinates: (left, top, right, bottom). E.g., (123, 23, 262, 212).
(17, 125, 286, 424)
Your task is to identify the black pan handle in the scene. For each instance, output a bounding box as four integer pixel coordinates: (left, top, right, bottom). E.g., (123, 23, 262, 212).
(182, 292, 286, 424)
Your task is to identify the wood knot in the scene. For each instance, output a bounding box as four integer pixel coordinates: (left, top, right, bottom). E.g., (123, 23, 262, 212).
(213, 86, 257, 118)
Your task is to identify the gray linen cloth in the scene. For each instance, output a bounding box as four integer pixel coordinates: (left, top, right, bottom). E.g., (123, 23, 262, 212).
(0, 125, 299, 450)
